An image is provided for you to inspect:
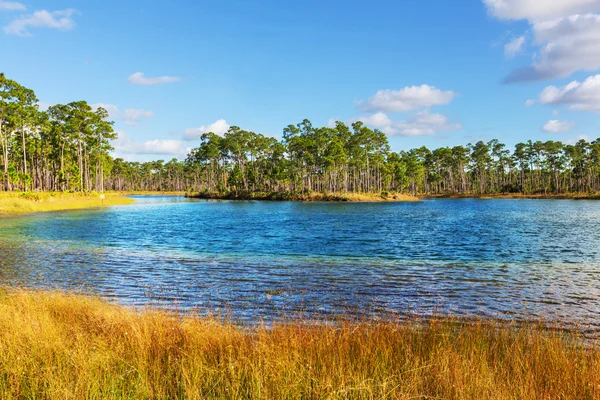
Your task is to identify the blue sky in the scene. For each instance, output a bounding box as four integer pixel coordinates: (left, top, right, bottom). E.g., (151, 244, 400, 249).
(2, 0, 600, 161)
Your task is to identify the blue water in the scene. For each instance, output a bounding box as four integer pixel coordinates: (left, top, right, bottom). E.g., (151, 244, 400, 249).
(1, 196, 599, 327)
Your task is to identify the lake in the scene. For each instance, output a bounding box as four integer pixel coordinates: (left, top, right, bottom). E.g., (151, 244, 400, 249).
(1, 196, 599, 327)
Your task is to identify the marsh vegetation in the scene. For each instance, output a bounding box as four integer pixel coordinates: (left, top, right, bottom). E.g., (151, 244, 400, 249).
(0, 289, 598, 400)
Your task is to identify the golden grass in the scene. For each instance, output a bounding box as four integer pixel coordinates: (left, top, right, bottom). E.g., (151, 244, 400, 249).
(283, 192, 419, 202)
(0, 289, 597, 399)
(422, 192, 600, 200)
(0, 192, 134, 214)
(116, 190, 186, 196)
(340, 192, 419, 202)
(187, 191, 420, 202)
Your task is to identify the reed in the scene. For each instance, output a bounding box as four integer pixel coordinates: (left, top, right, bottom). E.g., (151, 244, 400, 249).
(0, 288, 597, 399)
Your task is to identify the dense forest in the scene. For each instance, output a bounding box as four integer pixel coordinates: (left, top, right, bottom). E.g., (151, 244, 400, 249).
(2, 73, 600, 196)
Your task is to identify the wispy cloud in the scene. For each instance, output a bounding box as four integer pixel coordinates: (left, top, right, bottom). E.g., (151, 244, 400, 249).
(128, 72, 180, 86)
(4, 9, 77, 36)
(91, 103, 155, 126)
(120, 108, 155, 126)
(382, 110, 462, 136)
(352, 110, 462, 137)
(504, 36, 525, 58)
(0, 0, 25, 11)
(113, 132, 188, 156)
(566, 134, 591, 144)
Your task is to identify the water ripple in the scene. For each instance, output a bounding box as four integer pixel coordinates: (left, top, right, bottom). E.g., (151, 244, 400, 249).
(0, 196, 599, 328)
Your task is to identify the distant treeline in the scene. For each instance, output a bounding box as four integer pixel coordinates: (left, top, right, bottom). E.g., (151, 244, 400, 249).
(2, 73, 600, 195)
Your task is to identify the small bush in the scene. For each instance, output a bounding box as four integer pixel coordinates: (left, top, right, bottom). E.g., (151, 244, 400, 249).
(18, 192, 41, 201)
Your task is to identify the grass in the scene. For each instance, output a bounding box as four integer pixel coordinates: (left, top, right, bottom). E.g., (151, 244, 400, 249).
(0, 192, 134, 214)
(422, 192, 600, 200)
(187, 191, 419, 202)
(117, 190, 186, 196)
(0, 289, 598, 399)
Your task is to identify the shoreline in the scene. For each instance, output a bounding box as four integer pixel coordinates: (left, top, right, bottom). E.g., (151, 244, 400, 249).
(119, 190, 186, 196)
(186, 191, 420, 202)
(187, 191, 600, 202)
(2, 190, 599, 215)
(420, 192, 600, 200)
(0, 288, 597, 399)
(0, 192, 134, 214)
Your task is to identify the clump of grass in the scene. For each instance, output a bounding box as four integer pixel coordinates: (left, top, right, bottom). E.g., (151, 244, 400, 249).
(0, 289, 598, 399)
(0, 192, 134, 214)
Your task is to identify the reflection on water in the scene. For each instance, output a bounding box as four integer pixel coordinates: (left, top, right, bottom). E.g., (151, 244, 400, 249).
(0, 196, 599, 327)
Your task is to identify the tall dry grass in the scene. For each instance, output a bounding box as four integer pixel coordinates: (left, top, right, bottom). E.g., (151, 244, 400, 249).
(186, 191, 419, 202)
(0, 192, 134, 214)
(0, 289, 598, 399)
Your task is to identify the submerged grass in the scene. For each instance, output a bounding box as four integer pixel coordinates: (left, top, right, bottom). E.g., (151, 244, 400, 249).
(0, 289, 598, 399)
(0, 192, 134, 214)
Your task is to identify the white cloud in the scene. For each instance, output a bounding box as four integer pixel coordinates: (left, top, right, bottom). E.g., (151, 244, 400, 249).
(91, 103, 119, 115)
(91, 103, 155, 126)
(353, 84, 459, 136)
(358, 85, 456, 113)
(183, 119, 230, 140)
(4, 9, 77, 36)
(552, 109, 560, 116)
(539, 74, 600, 113)
(387, 110, 462, 136)
(349, 112, 392, 127)
(542, 119, 575, 133)
(355, 110, 462, 137)
(483, 0, 600, 21)
(505, 14, 600, 82)
(566, 134, 592, 144)
(485, 0, 600, 82)
(113, 132, 188, 156)
(120, 108, 155, 126)
(0, 1, 25, 11)
(326, 118, 337, 128)
(524, 99, 535, 107)
(504, 36, 525, 58)
(128, 72, 180, 86)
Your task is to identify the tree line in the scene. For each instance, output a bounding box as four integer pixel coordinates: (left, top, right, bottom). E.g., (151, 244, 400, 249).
(1, 73, 116, 192)
(182, 122, 600, 196)
(2, 73, 600, 196)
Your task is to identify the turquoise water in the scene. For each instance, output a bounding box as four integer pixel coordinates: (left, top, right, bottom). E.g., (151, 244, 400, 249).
(1, 196, 599, 326)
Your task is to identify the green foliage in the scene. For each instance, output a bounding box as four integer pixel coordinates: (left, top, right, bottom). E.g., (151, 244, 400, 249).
(19, 191, 41, 201)
(2, 72, 600, 196)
